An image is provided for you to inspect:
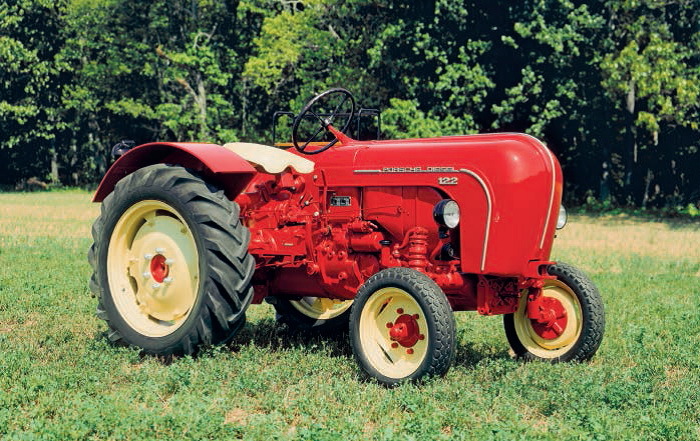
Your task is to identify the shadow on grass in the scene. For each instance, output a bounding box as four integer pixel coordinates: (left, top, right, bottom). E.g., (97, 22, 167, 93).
(453, 341, 511, 368)
(96, 317, 511, 371)
(228, 317, 353, 359)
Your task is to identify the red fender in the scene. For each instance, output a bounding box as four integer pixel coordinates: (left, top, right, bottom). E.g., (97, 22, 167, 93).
(92, 142, 257, 202)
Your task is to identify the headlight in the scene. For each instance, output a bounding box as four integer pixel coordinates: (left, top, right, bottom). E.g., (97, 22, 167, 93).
(556, 205, 567, 229)
(433, 199, 460, 229)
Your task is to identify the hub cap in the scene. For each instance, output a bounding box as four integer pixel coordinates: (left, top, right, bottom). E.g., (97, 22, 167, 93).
(359, 287, 428, 378)
(514, 280, 582, 358)
(107, 200, 199, 337)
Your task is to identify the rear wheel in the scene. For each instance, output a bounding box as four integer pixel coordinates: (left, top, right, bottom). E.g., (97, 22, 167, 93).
(273, 297, 353, 333)
(349, 268, 455, 386)
(504, 262, 604, 362)
(88, 164, 255, 355)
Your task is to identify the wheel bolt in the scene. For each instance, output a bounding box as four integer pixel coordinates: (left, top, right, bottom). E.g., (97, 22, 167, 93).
(155, 248, 165, 254)
(144, 254, 153, 260)
(413, 314, 420, 320)
(386, 322, 393, 328)
(165, 258, 175, 265)
(419, 334, 425, 340)
(391, 342, 399, 349)
(151, 282, 161, 289)
(142, 272, 150, 279)
(163, 277, 173, 284)
(406, 349, 414, 355)
(396, 308, 404, 314)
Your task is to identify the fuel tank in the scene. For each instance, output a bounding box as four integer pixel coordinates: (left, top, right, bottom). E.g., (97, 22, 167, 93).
(307, 133, 563, 277)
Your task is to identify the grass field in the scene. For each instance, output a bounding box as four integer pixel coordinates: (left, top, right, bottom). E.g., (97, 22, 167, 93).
(1, 190, 698, 440)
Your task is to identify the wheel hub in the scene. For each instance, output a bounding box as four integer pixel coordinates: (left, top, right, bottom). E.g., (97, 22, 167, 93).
(108, 200, 199, 336)
(129, 218, 196, 322)
(528, 295, 568, 340)
(388, 313, 423, 348)
(150, 254, 169, 283)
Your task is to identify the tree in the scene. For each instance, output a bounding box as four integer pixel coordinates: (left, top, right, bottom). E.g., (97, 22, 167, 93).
(599, 0, 700, 206)
(0, 0, 66, 184)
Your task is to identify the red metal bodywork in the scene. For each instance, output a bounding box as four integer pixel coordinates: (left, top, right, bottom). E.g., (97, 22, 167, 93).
(93, 142, 256, 202)
(95, 133, 563, 316)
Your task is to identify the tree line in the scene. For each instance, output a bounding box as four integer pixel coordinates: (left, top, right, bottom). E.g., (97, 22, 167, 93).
(1, 0, 698, 210)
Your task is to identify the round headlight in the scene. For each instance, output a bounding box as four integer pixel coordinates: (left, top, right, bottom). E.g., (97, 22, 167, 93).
(556, 204, 568, 229)
(433, 199, 460, 229)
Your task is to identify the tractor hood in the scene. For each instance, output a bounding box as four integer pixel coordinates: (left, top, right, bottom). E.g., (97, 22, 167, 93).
(307, 133, 563, 277)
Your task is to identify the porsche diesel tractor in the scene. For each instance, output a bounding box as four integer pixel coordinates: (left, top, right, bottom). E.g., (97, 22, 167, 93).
(88, 89, 604, 385)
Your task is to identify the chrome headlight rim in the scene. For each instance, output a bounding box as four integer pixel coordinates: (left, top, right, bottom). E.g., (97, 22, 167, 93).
(556, 204, 568, 230)
(433, 199, 460, 229)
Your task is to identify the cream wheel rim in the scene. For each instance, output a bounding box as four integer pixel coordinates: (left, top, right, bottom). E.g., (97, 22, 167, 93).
(107, 200, 199, 337)
(359, 287, 429, 379)
(289, 297, 353, 320)
(514, 280, 582, 358)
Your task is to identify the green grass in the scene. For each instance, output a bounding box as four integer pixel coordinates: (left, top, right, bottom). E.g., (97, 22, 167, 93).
(1, 190, 699, 440)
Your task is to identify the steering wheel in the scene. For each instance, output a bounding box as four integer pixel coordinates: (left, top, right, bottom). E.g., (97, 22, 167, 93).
(292, 88, 356, 155)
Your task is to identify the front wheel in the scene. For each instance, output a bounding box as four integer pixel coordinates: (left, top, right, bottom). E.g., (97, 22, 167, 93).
(504, 262, 604, 362)
(349, 268, 456, 386)
(88, 164, 255, 355)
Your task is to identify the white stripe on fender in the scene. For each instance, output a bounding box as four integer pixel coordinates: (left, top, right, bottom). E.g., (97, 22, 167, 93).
(459, 169, 492, 272)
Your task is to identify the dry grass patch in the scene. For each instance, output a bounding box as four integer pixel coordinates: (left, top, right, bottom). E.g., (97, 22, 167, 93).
(225, 408, 252, 425)
(0, 191, 98, 238)
(0, 318, 38, 333)
(554, 215, 700, 262)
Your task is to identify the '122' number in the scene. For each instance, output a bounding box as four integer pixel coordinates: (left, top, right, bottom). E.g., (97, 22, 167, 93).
(438, 177, 458, 185)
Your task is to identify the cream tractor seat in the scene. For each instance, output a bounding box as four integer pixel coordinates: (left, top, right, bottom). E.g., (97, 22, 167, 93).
(223, 142, 315, 175)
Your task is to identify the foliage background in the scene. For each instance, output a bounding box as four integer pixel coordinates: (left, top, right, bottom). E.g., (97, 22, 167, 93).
(1, 0, 698, 210)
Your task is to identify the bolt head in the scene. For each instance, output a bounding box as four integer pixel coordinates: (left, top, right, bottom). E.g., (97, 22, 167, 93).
(144, 254, 153, 260)
(163, 277, 173, 284)
(151, 282, 161, 289)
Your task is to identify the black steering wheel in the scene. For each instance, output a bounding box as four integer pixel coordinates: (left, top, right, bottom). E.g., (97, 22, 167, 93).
(292, 88, 356, 155)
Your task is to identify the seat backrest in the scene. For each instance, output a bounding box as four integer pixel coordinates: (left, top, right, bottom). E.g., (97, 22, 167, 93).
(223, 142, 315, 174)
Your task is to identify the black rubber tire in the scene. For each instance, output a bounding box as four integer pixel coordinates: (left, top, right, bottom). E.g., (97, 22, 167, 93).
(87, 164, 255, 356)
(272, 297, 352, 333)
(349, 267, 456, 386)
(504, 262, 605, 362)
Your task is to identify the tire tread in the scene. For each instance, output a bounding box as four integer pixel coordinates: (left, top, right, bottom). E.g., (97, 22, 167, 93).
(350, 267, 456, 385)
(504, 262, 605, 362)
(88, 164, 254, 355)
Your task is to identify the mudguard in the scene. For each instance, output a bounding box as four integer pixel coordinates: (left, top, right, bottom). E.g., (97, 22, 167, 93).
(93, 142, 257, 202)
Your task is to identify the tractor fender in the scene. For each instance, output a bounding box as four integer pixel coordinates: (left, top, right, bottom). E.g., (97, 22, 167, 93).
(92, 142, 257, 202)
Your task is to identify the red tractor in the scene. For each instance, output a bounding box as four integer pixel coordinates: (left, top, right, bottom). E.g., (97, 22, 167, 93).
(88, 89, 604, 385)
